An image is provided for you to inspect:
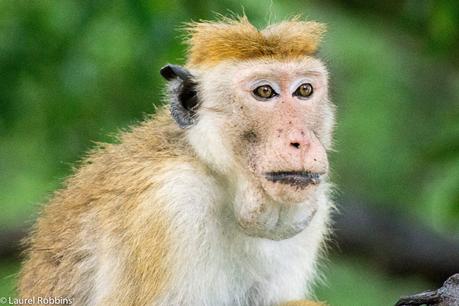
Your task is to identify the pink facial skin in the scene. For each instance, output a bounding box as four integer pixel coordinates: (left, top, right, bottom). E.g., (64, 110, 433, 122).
(254, 96, 328, 204)
(234, 60, 330, 204)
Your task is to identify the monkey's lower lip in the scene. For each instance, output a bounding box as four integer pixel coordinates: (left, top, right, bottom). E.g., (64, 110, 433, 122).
(264, 171, 322, 187)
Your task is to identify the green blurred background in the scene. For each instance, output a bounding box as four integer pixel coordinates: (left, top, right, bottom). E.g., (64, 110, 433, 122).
(1, 0, 458, 305)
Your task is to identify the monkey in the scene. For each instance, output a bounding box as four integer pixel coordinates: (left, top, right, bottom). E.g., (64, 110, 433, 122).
(18, 16, 335, 306)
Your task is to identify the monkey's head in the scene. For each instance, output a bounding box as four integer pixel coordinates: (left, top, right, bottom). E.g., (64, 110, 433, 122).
(161, 17, 335, 240)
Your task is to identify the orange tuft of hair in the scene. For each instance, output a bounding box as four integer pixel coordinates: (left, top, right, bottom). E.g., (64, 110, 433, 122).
(184, 16, 326, 67)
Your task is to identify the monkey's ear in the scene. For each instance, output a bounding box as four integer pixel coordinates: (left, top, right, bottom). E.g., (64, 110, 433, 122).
(160, 64, 199, 128)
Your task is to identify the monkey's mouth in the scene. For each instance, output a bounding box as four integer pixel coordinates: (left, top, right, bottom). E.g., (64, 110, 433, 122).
(264, 171, 322, 188)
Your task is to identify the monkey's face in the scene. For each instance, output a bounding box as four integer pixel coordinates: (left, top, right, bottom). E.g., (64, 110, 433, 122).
(233, 59, 332, 205)
(164, 57, 334, 239)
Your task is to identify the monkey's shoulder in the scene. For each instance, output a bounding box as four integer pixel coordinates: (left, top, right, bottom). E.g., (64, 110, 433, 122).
(38, 108, 200, 222)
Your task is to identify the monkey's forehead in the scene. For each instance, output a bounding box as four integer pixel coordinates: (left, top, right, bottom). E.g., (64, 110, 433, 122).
(195, 57, 328, 82)
(184, 16, 326, 68)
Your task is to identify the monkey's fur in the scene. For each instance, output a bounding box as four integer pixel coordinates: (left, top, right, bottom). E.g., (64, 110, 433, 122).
(19, 17, 335, 306)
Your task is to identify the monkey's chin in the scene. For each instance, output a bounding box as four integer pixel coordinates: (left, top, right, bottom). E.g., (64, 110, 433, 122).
(235, 200, 318, 241)
(232, 180, 319, 240)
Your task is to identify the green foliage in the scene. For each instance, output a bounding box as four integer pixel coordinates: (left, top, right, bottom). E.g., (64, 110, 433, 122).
(0, 261, 19, 299)
(316, 257, 430, 306)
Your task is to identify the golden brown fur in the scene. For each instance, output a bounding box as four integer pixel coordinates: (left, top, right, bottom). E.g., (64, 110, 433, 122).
(18, 108, 193, 305)
(185, 16, 326, 67)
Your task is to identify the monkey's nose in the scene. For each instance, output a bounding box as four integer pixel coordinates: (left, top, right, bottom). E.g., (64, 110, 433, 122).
(288, 131, 311, 150)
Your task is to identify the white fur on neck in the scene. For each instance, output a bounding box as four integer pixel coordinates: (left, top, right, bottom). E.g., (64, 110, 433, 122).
(152, 163, 331, 306)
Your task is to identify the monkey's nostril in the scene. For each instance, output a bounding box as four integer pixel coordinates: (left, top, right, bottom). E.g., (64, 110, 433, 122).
(290, 142, 300, 149)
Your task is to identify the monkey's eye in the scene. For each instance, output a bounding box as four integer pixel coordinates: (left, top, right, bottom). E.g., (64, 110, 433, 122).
(253, 85, 277, 100)
(294, 83, 313, 98)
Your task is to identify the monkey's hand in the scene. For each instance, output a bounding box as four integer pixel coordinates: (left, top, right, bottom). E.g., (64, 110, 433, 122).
(281, 300, 327, 306)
